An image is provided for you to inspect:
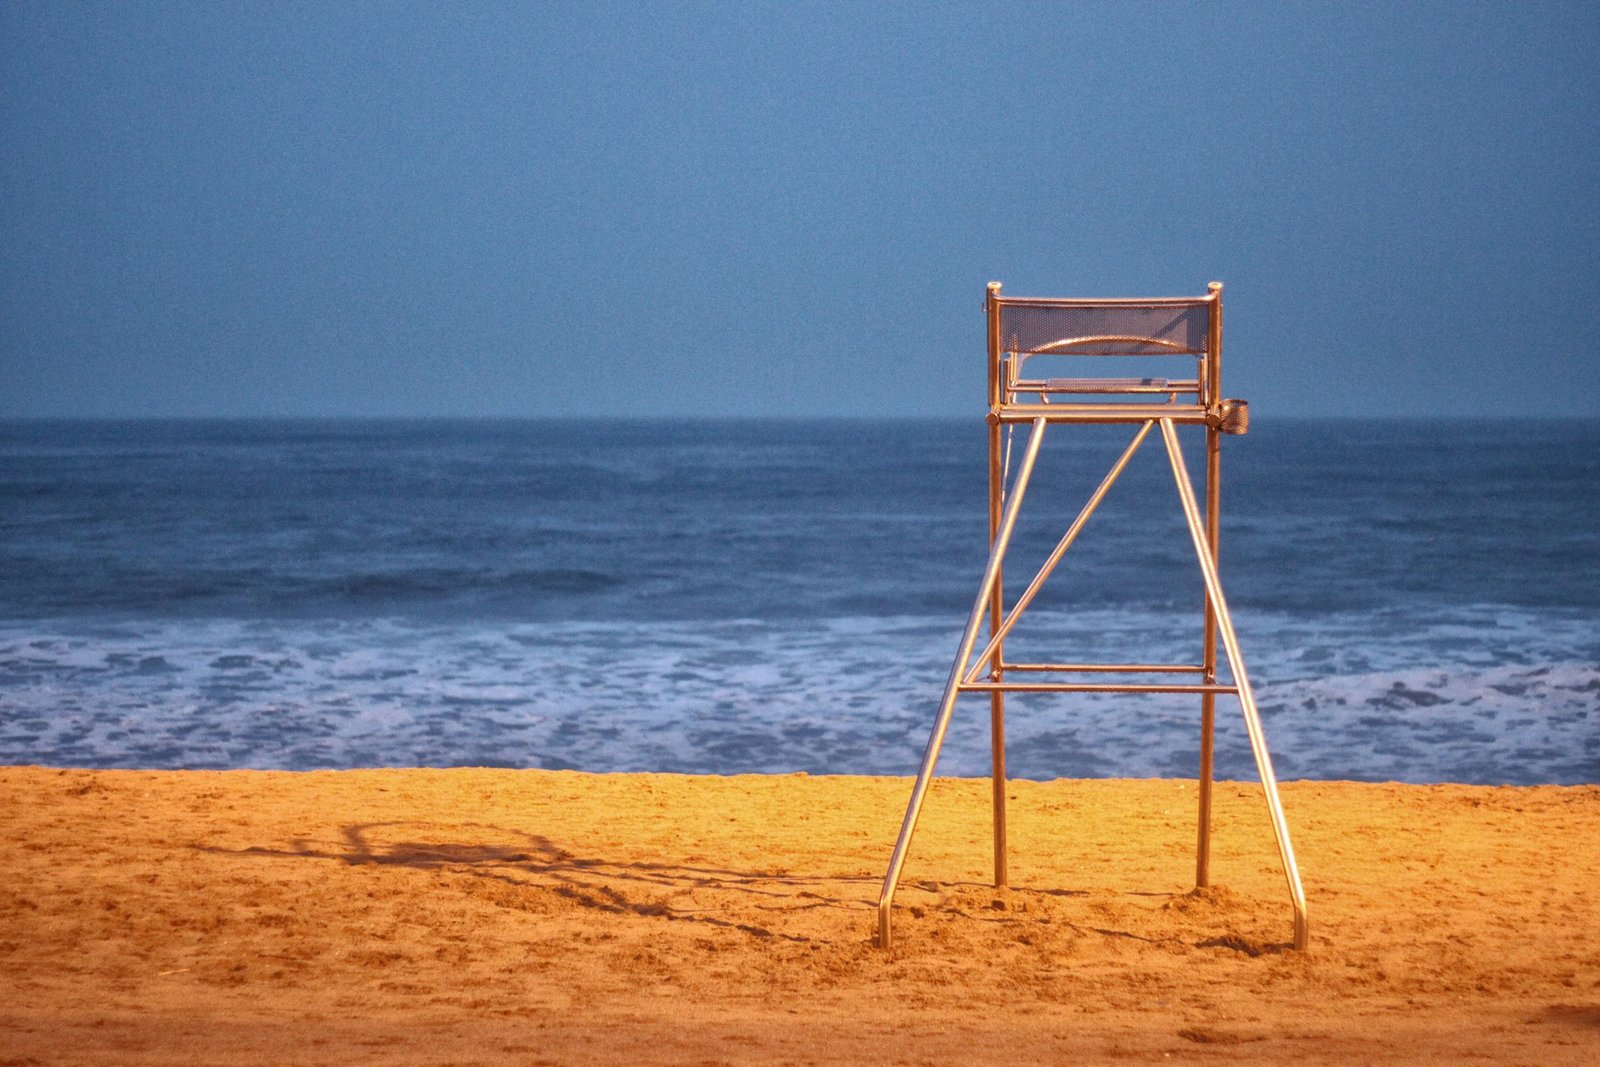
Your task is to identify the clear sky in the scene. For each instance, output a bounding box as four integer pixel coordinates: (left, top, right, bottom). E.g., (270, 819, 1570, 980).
(3, 1, 1596, 418)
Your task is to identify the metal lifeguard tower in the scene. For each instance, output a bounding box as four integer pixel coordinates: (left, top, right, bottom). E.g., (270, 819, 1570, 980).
(875, 281, 1308, 951)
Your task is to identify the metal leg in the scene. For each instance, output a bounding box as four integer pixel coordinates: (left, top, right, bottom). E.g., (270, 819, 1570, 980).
(1159, 419, 1309, 950)
(877, 418, 1047, 948)
(1197, 424, 1219, 888)
(989, 693, 1007, 887)
(1197, 690, 1216, 888)
(987, 421, 1008, 888)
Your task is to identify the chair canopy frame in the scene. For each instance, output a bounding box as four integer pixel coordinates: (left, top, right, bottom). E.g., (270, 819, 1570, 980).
(875, 281, 1307, 951)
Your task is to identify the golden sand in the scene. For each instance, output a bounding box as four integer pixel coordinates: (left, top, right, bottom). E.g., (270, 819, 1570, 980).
(1, 766, 1596, 1065)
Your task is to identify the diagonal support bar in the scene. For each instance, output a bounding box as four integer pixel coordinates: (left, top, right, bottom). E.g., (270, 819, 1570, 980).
(876, 418, 1048, 949)
(963, 421, 1155, 686)
(1158, 419, 1309, 950)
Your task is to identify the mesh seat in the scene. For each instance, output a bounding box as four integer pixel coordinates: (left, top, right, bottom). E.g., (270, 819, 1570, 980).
(999, 300, 1210, 354)
(999, 295, 1211, 404)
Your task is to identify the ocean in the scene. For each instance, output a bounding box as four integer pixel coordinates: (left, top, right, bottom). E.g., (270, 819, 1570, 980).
(1, 417, 1595, 784)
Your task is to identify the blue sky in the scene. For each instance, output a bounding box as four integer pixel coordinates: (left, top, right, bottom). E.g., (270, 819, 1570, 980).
(3, 1, 1596, 418)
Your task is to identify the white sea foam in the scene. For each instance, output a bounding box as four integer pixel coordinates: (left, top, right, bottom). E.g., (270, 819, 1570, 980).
(0, 606, 1593, 783)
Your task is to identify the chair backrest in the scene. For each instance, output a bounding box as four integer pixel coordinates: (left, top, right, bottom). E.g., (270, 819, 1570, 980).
(987, 284, 1222, 406)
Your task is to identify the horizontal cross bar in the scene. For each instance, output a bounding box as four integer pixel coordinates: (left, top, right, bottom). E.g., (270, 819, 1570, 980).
(991, 404, 1212, 425)
(1000, 662, 1208, 674)
(959, 681, 1240, 695)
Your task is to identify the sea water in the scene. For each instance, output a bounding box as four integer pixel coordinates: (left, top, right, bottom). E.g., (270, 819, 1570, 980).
(1, 418, 1594, 784)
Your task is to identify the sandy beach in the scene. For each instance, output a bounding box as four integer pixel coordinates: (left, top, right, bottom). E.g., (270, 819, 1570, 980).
(1, 766, 1596, 1065)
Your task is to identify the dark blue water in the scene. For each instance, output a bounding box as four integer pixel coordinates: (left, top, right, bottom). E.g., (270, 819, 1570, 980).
(2, 418, 1595, 783)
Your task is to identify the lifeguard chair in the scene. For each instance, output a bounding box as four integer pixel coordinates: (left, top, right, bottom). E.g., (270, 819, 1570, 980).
(875, 281, 1308, 950)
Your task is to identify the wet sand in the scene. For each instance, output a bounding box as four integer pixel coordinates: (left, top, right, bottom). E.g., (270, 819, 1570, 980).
(1, 766, 1596, 1064)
